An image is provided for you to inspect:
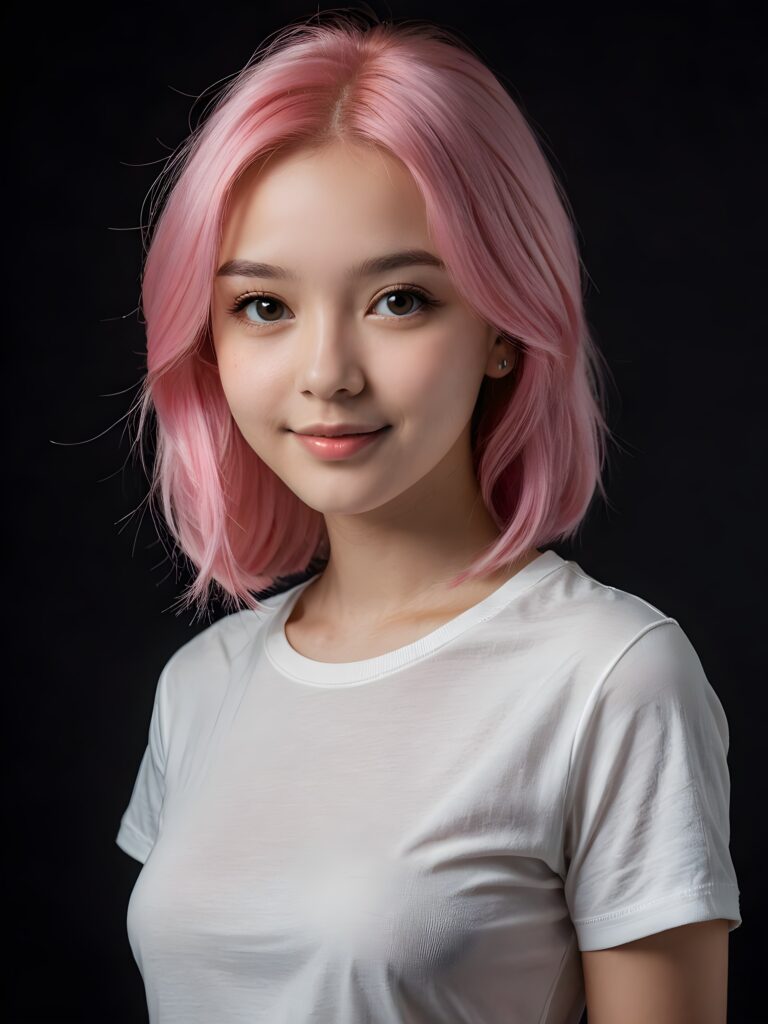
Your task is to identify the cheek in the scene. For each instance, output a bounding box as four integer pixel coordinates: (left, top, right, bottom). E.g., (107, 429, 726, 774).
(385, 337, 482, 426)
(216, 368, 270, 451)
(215, 341, 278, 418)
(217, 360, 250, 420)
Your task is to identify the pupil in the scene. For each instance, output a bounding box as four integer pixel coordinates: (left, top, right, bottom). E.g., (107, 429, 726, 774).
(388, 293, 411, 313)
(256, 298, 279, 321)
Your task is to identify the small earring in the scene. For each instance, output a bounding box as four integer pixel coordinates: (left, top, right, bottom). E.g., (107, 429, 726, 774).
(498, 358, 508, 370)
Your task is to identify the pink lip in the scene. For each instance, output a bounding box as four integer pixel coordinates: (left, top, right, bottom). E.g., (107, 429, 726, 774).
(292, 426, 391, 460)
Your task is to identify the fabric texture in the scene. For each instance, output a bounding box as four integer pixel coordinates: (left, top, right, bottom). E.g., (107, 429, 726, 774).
(115, 549, 741, 1023)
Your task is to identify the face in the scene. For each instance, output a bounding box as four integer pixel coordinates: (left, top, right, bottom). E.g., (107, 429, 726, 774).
(211, 140, 507, 520)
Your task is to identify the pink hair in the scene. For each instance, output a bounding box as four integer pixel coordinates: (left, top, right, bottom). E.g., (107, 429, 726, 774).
(128, 11, 617, 621)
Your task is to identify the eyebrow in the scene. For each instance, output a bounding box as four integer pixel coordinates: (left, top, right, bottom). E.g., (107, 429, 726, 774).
(215, 248, 446, 281)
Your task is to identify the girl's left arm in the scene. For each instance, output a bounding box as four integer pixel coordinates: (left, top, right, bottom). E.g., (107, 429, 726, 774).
(581, 918, 730, 1024)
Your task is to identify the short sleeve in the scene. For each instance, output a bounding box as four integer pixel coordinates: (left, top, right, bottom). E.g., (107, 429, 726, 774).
(115, 660, 171, 864)
(562, 619, 742, 951)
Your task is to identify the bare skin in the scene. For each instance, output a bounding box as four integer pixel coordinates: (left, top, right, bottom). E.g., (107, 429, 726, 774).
(211, 138, 538, 659)
(581, 919, 730, 1024)
(284, 546, 544, 663)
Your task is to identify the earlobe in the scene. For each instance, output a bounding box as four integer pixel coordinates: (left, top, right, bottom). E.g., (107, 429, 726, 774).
(488, 335, 517, 379)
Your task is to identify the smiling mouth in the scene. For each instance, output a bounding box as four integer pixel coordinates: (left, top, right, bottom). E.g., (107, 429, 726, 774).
(289, 427, 390, 437)
(309, 429, 387, 437)
(290, 425, 392, 459)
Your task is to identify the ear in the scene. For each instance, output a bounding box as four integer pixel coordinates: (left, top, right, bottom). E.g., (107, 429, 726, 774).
(485, 333, 518, 380)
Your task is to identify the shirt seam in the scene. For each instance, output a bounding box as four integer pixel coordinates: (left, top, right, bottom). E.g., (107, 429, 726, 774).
(560, 564, 670, 620)
(572, 881, 739, 925)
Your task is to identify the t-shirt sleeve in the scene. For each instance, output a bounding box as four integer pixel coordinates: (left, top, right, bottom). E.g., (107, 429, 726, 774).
(115, 659, 172, 864)
(562, 618, 742, 951)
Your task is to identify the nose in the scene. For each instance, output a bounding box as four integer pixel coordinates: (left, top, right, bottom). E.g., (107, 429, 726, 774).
(295, 314, 367, 400)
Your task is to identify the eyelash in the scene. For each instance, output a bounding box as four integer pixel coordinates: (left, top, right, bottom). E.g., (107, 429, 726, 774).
(225, 284, 440, 331)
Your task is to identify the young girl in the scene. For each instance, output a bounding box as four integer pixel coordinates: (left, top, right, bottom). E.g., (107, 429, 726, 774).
(115, 13, 741, 1023)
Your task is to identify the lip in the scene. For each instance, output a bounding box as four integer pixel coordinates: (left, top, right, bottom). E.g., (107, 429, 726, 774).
(291, 425, 391, 460)
(293, 422, 386, 436)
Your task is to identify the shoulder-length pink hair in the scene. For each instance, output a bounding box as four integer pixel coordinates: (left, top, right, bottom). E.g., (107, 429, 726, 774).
(129, 11, 616, 620)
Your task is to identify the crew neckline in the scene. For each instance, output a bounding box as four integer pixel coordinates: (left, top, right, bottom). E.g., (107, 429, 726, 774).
(263, 549, 567, 687)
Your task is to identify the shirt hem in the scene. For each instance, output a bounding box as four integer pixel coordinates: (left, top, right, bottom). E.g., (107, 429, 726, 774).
(115, 819, 153, 864)
(573, 883, 742, 950)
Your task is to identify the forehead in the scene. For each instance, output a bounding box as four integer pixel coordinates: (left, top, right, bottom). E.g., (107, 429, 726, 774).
(220, 142, 433, 263)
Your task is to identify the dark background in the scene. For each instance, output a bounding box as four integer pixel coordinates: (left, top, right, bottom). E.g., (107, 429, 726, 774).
(6, 1, 764, 1020)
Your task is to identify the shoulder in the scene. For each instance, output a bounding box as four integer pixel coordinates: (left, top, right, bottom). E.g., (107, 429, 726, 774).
(557, 558, 674, 632)
(561, 561, 715, 700)
(520, 559, 728, 737)
(552, 566, 730, 764)
(158, 586, 297, 712)
(525, 558, 680, 681)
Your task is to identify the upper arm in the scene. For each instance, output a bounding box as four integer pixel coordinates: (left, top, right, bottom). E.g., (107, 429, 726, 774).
(115, 659, 172, 863)
(563, 620, 741, 950)
(581, 918, 730, 1024)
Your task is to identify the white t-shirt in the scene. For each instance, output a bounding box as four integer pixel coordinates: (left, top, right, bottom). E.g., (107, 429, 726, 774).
(116, 549, 741, 1023)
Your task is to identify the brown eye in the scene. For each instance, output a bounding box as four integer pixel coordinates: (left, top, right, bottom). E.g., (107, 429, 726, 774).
(238, 295, 286, 324)
(373, 290, 423, 316)
(370, 286, 440, 319)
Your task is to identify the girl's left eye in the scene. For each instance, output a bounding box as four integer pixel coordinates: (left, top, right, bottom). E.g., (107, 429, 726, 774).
(225, 285, 440, 331)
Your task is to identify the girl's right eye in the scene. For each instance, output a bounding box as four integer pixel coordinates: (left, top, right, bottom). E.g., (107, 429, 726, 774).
(228, 293, 288, 328)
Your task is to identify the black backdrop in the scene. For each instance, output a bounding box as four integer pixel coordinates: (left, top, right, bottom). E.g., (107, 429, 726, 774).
(6, 2, 764, 1020)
